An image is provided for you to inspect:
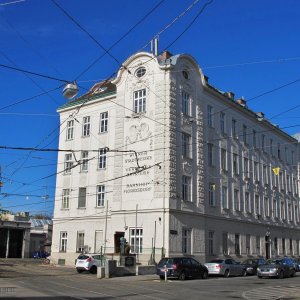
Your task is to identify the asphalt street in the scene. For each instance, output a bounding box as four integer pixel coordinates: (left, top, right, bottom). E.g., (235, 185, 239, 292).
(1, 262, 300, 299)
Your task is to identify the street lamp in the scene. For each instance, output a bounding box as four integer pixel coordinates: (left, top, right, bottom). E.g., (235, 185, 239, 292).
(62, 82, 79, 100)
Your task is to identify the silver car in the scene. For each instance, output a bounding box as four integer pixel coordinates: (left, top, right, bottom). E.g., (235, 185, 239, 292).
(204, 259, 247, 277)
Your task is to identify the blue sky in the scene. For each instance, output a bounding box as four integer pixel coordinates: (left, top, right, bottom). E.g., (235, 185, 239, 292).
(0, 0, 300, 216)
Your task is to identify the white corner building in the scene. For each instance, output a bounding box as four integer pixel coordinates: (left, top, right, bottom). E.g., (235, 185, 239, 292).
(52, 51, 300, 266)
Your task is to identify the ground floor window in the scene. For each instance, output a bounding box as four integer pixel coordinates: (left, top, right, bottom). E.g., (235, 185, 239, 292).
(235, 234, 240, 255)
(130, 228, 143, 254)
(208, 231, 214, 255)
(256, 236, 260, 255)
(246, 234, 251, 255)
(182, 228, 192, 254)
(223, 232, 228, 255)
(273, 237, 278, 256)
(60, 232, 67, 252)
(76, 232, 85, 253)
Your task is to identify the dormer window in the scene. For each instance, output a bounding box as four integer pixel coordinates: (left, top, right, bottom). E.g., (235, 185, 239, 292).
(182, 70, 189, 79)
(135, 67, 146, 78)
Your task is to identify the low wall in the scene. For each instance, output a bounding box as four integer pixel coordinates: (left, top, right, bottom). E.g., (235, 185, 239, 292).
(136, 265, 156, 275)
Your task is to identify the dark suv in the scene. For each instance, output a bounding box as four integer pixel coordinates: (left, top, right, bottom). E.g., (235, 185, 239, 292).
(156, 257, 208, 280)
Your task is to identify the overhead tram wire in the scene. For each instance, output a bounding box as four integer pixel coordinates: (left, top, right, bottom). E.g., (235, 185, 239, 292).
(74, 0, 167, 80)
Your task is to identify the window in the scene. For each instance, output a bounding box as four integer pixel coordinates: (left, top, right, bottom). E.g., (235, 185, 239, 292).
(208, 183, 215, 206)
(281, 201, 285, 220)
(220, 112, 225, 134)
(263, 165, 268, 185)
(208, 231, 214, 255)
(208, 143, 214, 167)
(62, 189, 70, 209)
(81, 151, 88, 172)
(242, 125, 247, 144)
(246, 234, 251, 255)
(130, 228, 143, 253)
(182, 133, 191, 158)
(232, 118, 237, 137)
(64, 153, 73, 174)
(78, 187, 86, 208)
(82, 116, 90, 137)
(262, 134, 265, 152)
(264, 197, 269, 217)
(133, 89, 146, 113)
(256, 236, 260, 255)
(279, 172, 284, 190)
(221, 148, 227, 171)
(235, 234, 240, 255)
(253, 130, 256, 148)
(233, 153, 239, 175)
(207, 105, 213, 127)
(255, 195, 260, 216)
(76, 232, 85, 253)
(270, 139, 274, 156)
(288, 203, 292, 222)
(273, 199, 277, 218)
(66, 120, 74, 140)
(221, 186, 228, 209)
(295, 205, 299, 223)
(287, 174, 291, 192)
(135, 67, 146, 78)
(182, 91, 191, 115)
(96, 185, 105, 207)
(278, 143, 281, 160)
(223, 232, 228, 255)
(245, 191, 250, 213)
(60, 232, 67, 252)
(100, 112, 108, 133)
(182, 176, 191, 201)
(182, 228, 192, 254)
(98, 148, 107, 169)
(243, 157, 249, 178)
(254, 162, 259, 181)
(234, 189, 240, 211)
(282, 238, 286, 255)
(290, 239, 293, 255)
(274, 237, 278, 256)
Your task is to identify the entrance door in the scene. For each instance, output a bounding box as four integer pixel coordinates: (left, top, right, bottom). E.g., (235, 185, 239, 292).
(114, 232, 125, 254)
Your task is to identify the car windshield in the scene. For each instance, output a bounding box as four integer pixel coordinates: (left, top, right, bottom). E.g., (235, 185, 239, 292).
(208, 259, 224, 263)
(266, 259, 282, 265)
(77, 254, 89, 260)
(158, 258, 175, 266)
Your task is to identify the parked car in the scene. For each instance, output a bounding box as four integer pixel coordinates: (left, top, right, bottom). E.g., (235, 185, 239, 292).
(204, 258, 247, 277)
(75, 253, 104, 274)
(294, 258, 300, 272)
(156, 257, 208, 280)
(257, 258, 297, 279)
(241, 258, 266, 275)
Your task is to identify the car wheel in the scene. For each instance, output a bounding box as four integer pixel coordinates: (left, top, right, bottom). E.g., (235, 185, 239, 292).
(159, 275, 165, 280)
(278, 271, 284, 279)
(90, 266, 97, 274)
(224, 270, 230, 278)
(290, 269, 296, 277)
(202, 270, 208, 279)
(178, 271, 186, 280)
(76, 269, 84, 273)
(242, 269, 247, 277)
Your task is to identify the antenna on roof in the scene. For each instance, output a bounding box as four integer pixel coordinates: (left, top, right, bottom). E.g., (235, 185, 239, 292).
(151, 36, 159, 56)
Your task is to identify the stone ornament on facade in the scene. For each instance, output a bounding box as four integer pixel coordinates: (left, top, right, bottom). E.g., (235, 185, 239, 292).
(126, 123, 151, 143)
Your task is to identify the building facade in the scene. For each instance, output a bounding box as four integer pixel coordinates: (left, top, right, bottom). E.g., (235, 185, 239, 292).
(51, 51, 300, 266)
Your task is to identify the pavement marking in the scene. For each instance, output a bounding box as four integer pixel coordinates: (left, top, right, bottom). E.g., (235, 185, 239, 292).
(242, 284, 300, 300)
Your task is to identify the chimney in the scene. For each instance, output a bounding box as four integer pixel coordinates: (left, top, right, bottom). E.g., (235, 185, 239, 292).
(204, 75, 209, 84)
(151, 37, 159, 56)
(224, 91, 235, 100)
(159, 50, 173, 61)
(236, 97, 247, 107)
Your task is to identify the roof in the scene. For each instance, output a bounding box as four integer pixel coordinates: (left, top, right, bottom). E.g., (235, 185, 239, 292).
(58, 80, 116, 111)
(30, 218, 52, 228)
